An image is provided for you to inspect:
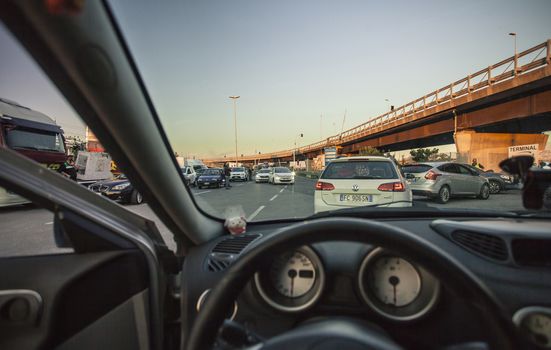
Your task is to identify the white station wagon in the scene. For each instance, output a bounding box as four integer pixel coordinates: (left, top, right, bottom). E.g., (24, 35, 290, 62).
(314, 156, 412, 213)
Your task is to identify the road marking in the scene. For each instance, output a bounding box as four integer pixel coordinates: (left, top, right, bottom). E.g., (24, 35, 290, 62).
(247, 205, 265, 221)
(279, 188, 285, 193)
(269, 194, 278, 201)
(44, 222, 53, 225)
(194, 191, 211, 195)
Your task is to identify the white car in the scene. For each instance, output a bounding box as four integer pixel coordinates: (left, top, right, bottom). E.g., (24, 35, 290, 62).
(230, 167, 248, 181)
(269, 167, 295, 184)
(314, 156, 412, 213)
(181, 166, 197, 186)
(255, 168, 271, 182)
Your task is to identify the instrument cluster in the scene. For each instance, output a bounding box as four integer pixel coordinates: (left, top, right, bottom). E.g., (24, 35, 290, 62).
(253, 245, 440, 321)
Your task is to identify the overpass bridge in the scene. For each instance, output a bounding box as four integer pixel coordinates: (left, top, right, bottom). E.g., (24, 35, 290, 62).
(205, 39, 551, 169)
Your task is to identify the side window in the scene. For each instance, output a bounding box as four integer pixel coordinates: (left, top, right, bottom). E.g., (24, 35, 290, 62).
(457, 165, 473, 175)
(438, 164, 457, 173)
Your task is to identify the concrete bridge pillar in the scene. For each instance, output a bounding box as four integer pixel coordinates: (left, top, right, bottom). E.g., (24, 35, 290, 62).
(454, 130, 548, 171)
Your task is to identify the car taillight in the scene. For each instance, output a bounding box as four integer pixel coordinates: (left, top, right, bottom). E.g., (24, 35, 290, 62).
(377, 182, 406, 192)
(315, 181, 335, 191)
(424, 170, 441, 180)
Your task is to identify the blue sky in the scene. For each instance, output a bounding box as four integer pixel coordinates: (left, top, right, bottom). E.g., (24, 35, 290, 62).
(1, 0, 550, 157)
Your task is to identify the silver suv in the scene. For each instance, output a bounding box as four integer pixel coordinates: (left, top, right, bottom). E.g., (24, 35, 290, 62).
(402, 162, 490, 203)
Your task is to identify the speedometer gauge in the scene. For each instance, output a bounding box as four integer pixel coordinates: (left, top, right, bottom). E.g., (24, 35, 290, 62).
(514, 307, 551, 348)
(254, 246, 325, 313)
(358, 248, 440, 321)
(368, 257, 421, 307)
(269, 251, 316, 298)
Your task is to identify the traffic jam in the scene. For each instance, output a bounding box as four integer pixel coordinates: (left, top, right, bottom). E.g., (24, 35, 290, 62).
(0, 96, 529, 214)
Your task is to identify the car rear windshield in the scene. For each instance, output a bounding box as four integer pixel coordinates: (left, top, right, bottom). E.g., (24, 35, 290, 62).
(321, 161, 398, 179)
(258, 169, 270, 173)
(401, 164, 433, 173)
(232, 167, 245, 172)
(202, 169, 221, 175)
(275, 167, 291, 173)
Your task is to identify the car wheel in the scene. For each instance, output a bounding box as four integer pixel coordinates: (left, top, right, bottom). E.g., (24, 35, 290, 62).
(437, 185, 450, 204)
(198, 185, 202, 189)
(130, 190, 143, 205)
(478, 183, 490, 200)
(489, 180, 501, 194)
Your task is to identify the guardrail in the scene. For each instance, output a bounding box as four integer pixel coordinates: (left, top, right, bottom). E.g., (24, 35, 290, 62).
(206, 39, 551, 162)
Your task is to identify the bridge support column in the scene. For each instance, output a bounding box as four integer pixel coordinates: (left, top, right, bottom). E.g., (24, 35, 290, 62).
(454, 130, 548, 171)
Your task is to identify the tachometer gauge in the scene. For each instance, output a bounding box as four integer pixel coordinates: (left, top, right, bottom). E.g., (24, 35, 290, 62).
(358, 248, 440, 321)
(514, 307, 551, 348)
(367, 257, 421, 307)
(269, 251, 316, 298)
(254, 246, 325, 313)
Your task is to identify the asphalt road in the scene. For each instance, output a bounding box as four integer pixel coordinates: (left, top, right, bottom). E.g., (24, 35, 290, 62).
(0, 176, 524, 257)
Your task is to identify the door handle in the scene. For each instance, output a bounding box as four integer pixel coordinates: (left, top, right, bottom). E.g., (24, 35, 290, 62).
(0, 290, 42, 326)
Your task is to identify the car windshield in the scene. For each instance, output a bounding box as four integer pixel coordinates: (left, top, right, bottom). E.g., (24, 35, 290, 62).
(5, 127, 65, 153)
(401, 165, 433, 174)
(322, 161, 398, 180)
(202, 169, 221, 176)
(2, 1, 551, 223)
(275, 168, 291, 174)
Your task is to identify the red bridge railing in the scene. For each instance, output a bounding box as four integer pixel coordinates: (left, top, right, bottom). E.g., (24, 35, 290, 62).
(205, 39, 551, 163)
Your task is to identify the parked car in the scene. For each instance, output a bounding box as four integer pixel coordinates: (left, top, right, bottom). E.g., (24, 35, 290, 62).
(195, 167, 207, 176)
(88, 174, 143, 204)
(269, 167, 295, 184)
(402, 162, 490, 203)
(314, 157, 412, 213)
(196, 168, 225, 189)
(254, 168, 271, 183)
(464, 165, 514, 194)
(230, 167, 248, 181)
(181, 166, 197, 186)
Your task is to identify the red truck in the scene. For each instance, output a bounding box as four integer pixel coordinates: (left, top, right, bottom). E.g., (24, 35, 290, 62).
(0, 97, 68, 207)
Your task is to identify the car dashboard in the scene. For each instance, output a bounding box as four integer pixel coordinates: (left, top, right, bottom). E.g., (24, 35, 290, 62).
(181, 217, 551, 350)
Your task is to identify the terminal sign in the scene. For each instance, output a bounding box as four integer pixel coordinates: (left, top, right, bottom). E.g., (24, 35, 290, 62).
(508, 144, 538, 158)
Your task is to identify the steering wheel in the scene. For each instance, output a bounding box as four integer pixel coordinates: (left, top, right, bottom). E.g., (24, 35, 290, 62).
(186, 217, 519, 350)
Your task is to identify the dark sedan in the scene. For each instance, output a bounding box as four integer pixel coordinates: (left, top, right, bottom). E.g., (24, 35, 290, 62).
(196, 168, 225, 189)
(88, 174, 143, 204)
(464, 165, 515, 194)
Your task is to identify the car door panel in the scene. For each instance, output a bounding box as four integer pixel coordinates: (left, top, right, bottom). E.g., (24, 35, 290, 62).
(0, 148, 174, 350)
(0, 250, 148, 350)
(457, 165, 481, 195)
(439, 164, 463, 194)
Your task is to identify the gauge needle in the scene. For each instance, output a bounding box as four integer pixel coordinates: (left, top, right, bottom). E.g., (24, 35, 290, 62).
(288, 269, 297, 297)
(388, 275, 399, 306)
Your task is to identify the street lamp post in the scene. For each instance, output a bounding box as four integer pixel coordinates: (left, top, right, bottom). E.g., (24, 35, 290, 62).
(293, 133, 304, 168)
(229, 96, 240, 166)
(509, 32, 517, 74)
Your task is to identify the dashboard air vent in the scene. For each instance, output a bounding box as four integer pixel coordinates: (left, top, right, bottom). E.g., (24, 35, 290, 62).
(206, 234, 261, 272)
(512, 239, 551, 266)
(451, 230, 508, 261)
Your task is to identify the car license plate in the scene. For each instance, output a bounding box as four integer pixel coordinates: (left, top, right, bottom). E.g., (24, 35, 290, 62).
(339, 194, 372, 202)
(204, 182, 210, 185)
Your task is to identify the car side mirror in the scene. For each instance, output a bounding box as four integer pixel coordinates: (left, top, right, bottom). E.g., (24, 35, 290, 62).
(500, 156, 551, 210)
(499, 156, 533, 180)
